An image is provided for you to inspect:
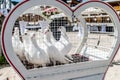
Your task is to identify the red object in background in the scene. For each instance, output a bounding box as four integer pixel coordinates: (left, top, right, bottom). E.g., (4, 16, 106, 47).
(44, 7, 57, 13)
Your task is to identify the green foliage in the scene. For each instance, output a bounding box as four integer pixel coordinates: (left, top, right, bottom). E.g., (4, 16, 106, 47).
(0, 55, 8, 65)
(43, 12, 47, 16)
(55, 11, 60, 14)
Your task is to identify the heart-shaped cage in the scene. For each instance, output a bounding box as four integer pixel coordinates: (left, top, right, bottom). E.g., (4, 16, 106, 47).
(1, 0, 120, 80)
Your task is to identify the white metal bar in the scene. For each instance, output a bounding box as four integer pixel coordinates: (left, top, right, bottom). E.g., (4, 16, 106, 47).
(85, 44, 112, 50)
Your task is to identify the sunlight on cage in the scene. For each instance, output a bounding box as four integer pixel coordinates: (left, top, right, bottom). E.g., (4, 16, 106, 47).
(12, 5, 85, 70)
(11, 5, 116, 70)
(80, 7, 116, 61)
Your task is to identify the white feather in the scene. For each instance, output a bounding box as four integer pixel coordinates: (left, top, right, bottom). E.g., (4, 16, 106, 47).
(12, 27, 25, 61)
(22, 31, 50, 67)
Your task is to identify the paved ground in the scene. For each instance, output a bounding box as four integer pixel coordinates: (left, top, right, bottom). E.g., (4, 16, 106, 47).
(105, 48, 120, 80)
(105, 65, 120, 80)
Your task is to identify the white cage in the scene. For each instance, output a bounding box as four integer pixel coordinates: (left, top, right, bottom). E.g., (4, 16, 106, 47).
(1, 0, 120, 80)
